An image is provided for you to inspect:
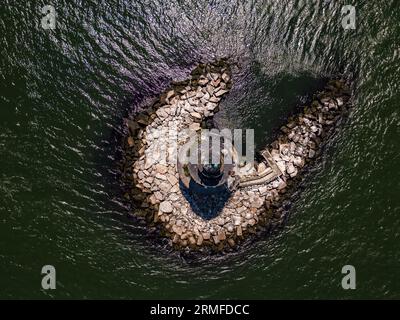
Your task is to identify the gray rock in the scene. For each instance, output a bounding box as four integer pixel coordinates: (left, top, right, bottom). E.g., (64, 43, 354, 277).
(126, 119, 139, 134)
(136, 114, 149, 125)
(308, 140, 317, 149)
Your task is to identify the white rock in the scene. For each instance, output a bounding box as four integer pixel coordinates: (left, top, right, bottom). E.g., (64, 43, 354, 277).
(159, 201, 173, 213)
(252, 197, 264, 209)
(222, 72, 230, 83)
(209, 96, 220, 103)
(289, 167, 298, 178)
(233, 216, 242, 226)
(188, 97, 198, 106)
(194, 106, 204, 113)
(155, 173, 167, 181)
(155, 164, 168, 174)
(215, 89, 229, 97)
(159, 181, 172, 193)
(169, 193, 180, 201)
(145, 176, 154, 184)
(167, 174, 178, 186)
(206, 85, 214, 96)
(286, 163, 296, 175)
(156, 109, 168, 119)
(155, 191, 164, 201)
(170, 184, 180, 193)
(198, 78, 209, 86)
(206, 102, 218, 111)
(257, 162, 267, 173)
(190, 112, 202, 120)
(236, 206, 246, 214)
(259, 185, 268, 196)
(293, 157, 305, 168)
(278, 180, 287, 190)
(189, 123, 201, 131)
(277, 161, 286, 173)
(295, 146, 304, 156)
(210, 73, 219, 81)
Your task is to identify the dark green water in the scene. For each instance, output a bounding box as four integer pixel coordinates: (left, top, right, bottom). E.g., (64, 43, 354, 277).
(1, 0, 399, 299)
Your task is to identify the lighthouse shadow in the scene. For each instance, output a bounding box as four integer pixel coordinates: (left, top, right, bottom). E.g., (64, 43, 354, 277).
(179, 181, 232, 220)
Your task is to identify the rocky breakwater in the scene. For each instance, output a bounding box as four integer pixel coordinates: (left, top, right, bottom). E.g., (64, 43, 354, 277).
(120, 60, 352, 253)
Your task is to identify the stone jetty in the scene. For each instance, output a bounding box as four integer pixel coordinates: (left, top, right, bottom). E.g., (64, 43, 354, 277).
(120, 60, 352, 252)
